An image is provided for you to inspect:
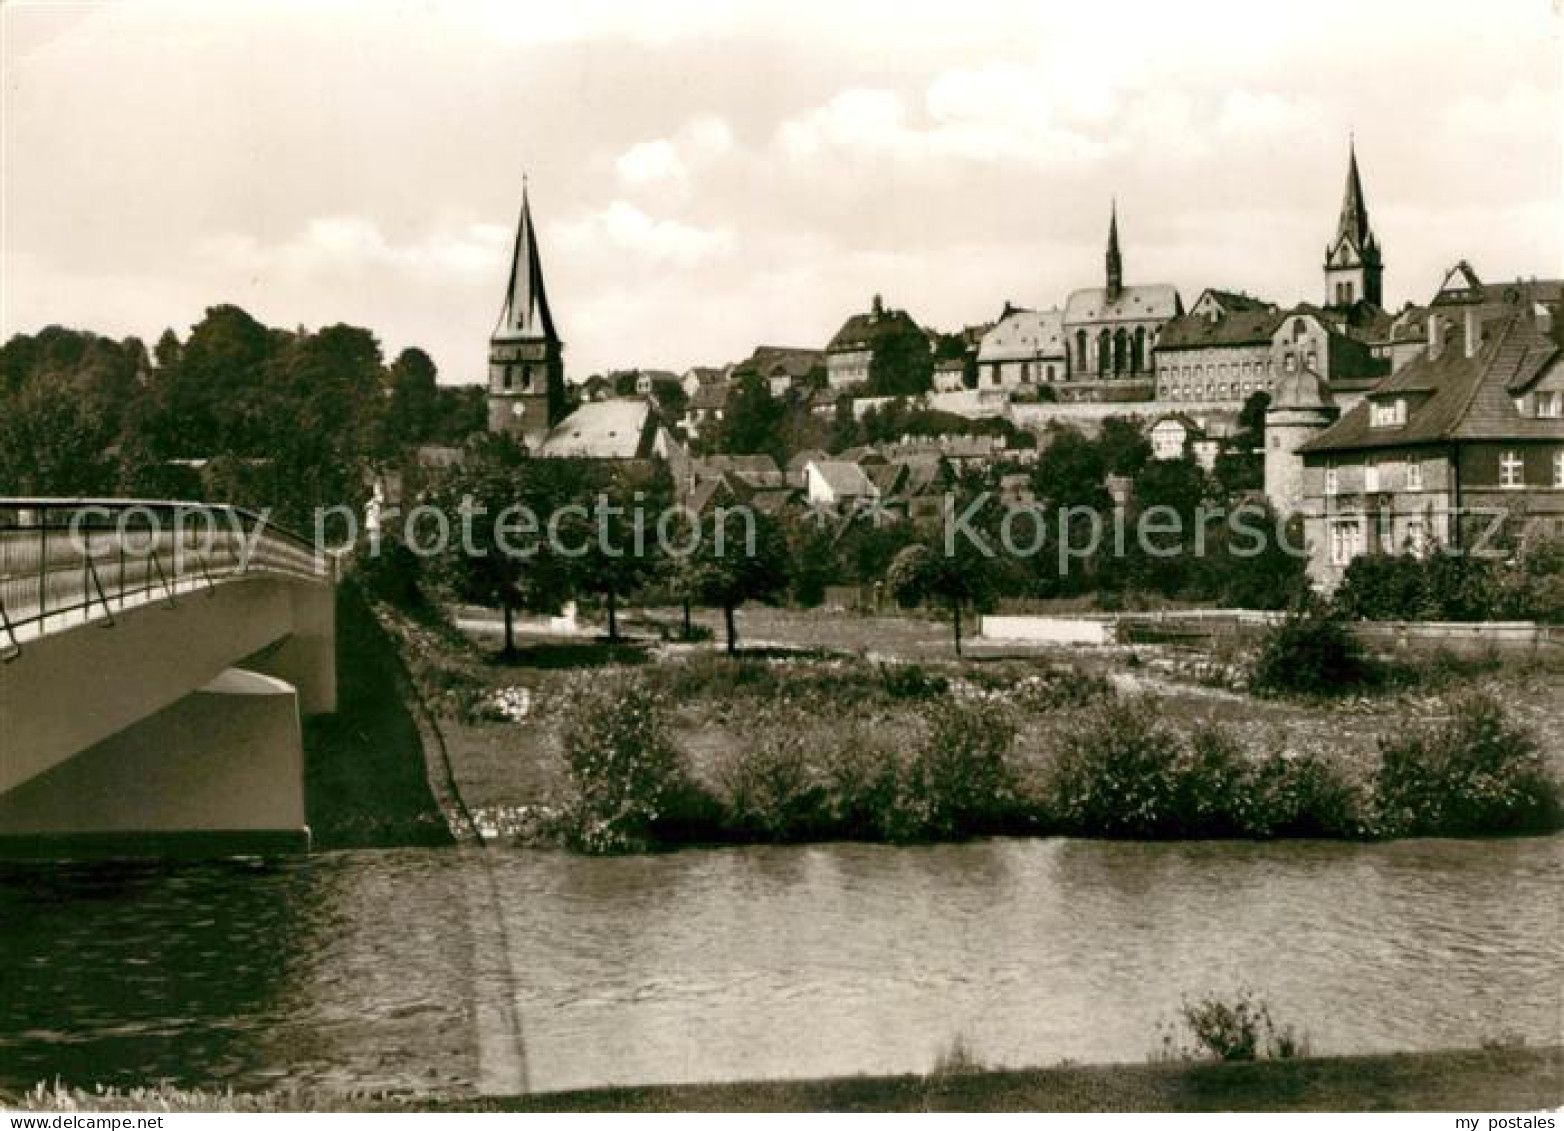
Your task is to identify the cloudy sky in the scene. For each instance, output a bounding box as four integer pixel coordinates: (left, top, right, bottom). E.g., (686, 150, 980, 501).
(4, 0, 1561, 383)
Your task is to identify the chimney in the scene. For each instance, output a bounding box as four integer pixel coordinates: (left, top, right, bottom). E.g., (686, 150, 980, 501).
(1464, 307, 1480, 358)
(1428, 314, 1446, 359)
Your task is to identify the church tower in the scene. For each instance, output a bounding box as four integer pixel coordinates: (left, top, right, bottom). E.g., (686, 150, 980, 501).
(1105, 200, 1123, 302)
(1323, 139, 1384, 309)
(489, 182, 565, 448)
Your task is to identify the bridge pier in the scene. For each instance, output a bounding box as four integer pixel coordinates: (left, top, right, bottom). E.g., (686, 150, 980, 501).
(0, 668, 309, 858)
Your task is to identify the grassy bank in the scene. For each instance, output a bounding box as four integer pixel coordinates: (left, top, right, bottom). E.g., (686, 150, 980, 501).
(11, 1047, 1559, 1112)
(301, 582, 453, 848)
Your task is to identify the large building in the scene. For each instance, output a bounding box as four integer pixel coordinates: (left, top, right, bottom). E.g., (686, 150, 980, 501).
(487, 184, 566, 449)
(1282, 295, 1564, 586)
(825, 295, 927, 392)
(1061, 204, 1182, 401)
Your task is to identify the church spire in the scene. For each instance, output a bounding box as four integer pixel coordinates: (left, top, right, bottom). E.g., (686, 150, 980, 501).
(495, 182, 557, 341)
(1105, 199, 1123, 301)
(1334, 137, 1374, 252)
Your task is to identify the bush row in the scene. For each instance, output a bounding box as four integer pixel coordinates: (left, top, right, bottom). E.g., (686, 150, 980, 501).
(545, 681, 1560, 852)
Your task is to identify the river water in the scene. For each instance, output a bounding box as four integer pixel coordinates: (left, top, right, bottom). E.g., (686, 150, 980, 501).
(1, 836, 1560, 1095)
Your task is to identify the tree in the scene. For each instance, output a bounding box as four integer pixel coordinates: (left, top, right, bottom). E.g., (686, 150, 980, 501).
(685, 507, 789, 654)
(382, 347, 440, 455)
(711, 371, 784, 459)
(886, 536, 996, 657)
(560, 462, 670, 641)
(866, 323, 933, 396)
(1098, 416, 1152, 478)
(428, 435, 574, 657)
(1031, 425, 1110, 511)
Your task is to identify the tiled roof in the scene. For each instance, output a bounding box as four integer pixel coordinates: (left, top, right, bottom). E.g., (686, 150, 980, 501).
(692, 454, 784, 486)
(977, 307, 1067, 362)
(690, 383, 731, 411)
(1064, 284, 1181, 324)
(807, 459, 877, 497)
(1196, 289, 1273, 314)
(537, 399, 661, 459)
(1300, 313, 1564, 455)
(1157, 309, 1283, 350)
(827, 308, 924, 353)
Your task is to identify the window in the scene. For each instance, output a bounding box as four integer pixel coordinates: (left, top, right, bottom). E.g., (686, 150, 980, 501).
(1404, 517, 1427, 554)
(1555, 449, 1564, 488)
(1406, 458, 1424, 491)
(1538, 391, 1562, 418)
(1330, 519, 1362, 566)
(502, 366, 513, 390)
(1284, 354, 1297, 373)
(1364, 461, 1380, 493)
(1500, 450, 1524, 489)
(1325, 463, 1339, 496)
(1371, 398, 1407, 427)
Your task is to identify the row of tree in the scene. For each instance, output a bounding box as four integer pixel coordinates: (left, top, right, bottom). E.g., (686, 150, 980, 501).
(0, 308, 485, 528)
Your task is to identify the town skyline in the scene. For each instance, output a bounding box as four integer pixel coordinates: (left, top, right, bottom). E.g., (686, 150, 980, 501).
(4, 0, 1560, 383)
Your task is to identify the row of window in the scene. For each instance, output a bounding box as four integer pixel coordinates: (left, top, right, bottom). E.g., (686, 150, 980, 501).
(1325, 451, 1564, 494)
(498, 364, 535, 392)
(1167, 381, 1262, 402)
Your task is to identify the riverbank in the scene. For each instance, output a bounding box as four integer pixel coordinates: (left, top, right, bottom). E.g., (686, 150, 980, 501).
(468, 1045, 1564, 1112)
(370, 597, 1564, 850)
(11, 1046, 1559, 1112)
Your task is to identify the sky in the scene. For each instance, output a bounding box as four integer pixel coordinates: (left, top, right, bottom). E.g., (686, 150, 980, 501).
(3, 0, 1562, 385)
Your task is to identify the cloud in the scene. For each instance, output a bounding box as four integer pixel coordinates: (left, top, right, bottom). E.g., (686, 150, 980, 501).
(196, 218, 510, 282)
(553, 201, 735, 266)
(615, 114, 736, 197)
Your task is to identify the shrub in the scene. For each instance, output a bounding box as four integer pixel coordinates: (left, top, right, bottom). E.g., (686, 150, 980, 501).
(1250, 605, 1378, 698)
(554, 678, 695, 853)
(1049, 699, 1185, 837)
(355, 536, 427, 611)
(1375, 693, 1560, 836)
(901, 699, 1018, 838)
(1171, 990, 1306, 1062)
(1244, 749, 1367, 838)
(716, 720, 831, 841)
(880, 661, 950, 701)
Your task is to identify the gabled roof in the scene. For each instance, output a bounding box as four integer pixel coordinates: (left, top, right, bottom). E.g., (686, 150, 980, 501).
(738, 345, 825, 380)
(1193, 288, 1274, 316)
(683, 365, 728, 384)
(1064, 284, 1181, 324)
(806, 459, 877, 497)
(1157, 309, 1283, 350)
(977, 307, 1067, 361)
(692, 454, 784, 486)
(1300, 312, 1564, 455)
(536, 399, 663, 460)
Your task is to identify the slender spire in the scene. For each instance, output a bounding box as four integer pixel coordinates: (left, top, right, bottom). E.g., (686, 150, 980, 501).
(495, 181, 557, 341)
(1334, 137, 1373, 250)
(1105, 198, 1123, 300)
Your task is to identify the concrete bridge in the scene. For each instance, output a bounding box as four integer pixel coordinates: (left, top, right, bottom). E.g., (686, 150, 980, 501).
(0, 500, 337, 858)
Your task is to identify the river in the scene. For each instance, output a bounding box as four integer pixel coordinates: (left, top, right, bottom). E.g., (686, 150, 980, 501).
(1, 836, 1560, 1095)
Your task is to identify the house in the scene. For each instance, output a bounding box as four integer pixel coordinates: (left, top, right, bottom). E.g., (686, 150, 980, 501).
(634, 369, 683, 398)
(681, 365, 730, 399)
(933, 359, 967, 393)
(535, 398, 680, 462)
(1147, 413, 1204, 461)
(825, 295, 928, 392)
(685, 381, 732, 438)
(1268, 305, 1386, 411)
(688, 453, 786, 491)
(732, 345, 825, 397)
(802, 459, 879, 509)
(976, 305, 1068, 391)
(577, 374, 613, 402)
(787, 449, 827, 488)
(1188, 289, 1275, 321)
(1286, 297, 1564, 586)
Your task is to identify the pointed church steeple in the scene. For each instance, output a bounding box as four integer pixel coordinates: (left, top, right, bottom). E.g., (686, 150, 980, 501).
(1105, 200, 1123, 302)
(495, 183, 558, 341)
(1334, 137, 1374, 252)
(1323, 138, 1384, 309)
(489, 179, 565, 446)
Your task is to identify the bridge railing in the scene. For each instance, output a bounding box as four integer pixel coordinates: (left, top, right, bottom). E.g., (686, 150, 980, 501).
(0, 500, 331, 658)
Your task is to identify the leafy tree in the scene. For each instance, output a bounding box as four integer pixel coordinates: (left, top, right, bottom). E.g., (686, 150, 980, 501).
(711, 371, 784, 459)
(866, 323, 933, 396)
(886, 534, 997, 656)
(382, 347, 440, 455)
(1098, 416, 1152, 478)
(685, 507, 790, 654)
(1030, 425, 1110, 511)
(561, 462, 671, 641)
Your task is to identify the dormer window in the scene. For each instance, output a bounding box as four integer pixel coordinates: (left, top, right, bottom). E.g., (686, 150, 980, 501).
(1537, 391, 1562, 419)
(1371, 398, 1407, 427)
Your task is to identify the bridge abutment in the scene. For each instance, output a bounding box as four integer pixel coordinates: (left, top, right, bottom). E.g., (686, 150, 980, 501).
(0, 667, 309, 858)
